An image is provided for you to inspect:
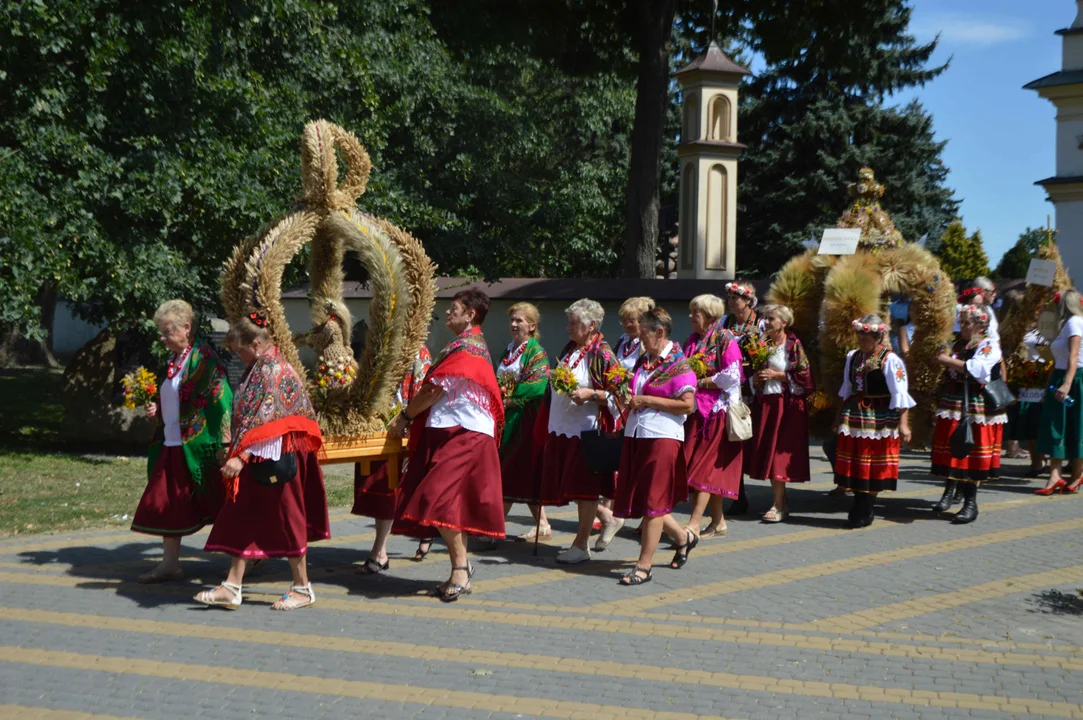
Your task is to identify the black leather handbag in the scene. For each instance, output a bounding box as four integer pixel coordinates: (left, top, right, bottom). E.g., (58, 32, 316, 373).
(580, 428, 623, 474)
(950, 380, 975, 460)
(982, 364, 1016, 414)
(249, 452, 298, 487)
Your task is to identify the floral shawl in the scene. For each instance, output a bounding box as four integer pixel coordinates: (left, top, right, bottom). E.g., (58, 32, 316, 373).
(413, 326, 505, 446)
(228, 346, 322, 498)
(556, 333, 624, 433)
(683, 321, 742, 418)
(399, 345, 432, 404)
(783, 332, 815, 394)
(632, 343, 697, 400)
(723, 310, 759, 337)
(499, 336, 549, 448)
(148, 339, 232, 491)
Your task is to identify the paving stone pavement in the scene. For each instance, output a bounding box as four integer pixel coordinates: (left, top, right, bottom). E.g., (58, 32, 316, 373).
(2, 447, 1083, 719)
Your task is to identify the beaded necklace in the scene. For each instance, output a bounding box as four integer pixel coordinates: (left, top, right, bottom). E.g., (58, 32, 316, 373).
(562, 334, 600, 370)
(502, 340, 527, 368)
(619, 336, 641, 359)
(167, 345, 192, 380)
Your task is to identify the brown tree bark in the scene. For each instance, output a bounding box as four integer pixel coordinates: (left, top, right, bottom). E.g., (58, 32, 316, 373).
(0, 280, 60, 368)
(622, 0, 677, 279)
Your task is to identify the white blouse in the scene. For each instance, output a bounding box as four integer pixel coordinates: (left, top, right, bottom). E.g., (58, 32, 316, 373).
(961, 337, 1003, 385)
(548, 347, 616, 439)
(708, 354, 743, 413)
(838, 350, 916, 410)
(1051, 316, 1083, 370)
(160, 363, 185, 448)
(624, 342, 695, 441)
(498, 341, 528, 380)
(614, 334, 643, 372)
(427, 376, 496, 438)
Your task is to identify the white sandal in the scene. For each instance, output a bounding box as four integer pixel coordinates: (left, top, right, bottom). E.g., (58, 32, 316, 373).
(271, 584, 316, 611)
(194, 582, 242, 610)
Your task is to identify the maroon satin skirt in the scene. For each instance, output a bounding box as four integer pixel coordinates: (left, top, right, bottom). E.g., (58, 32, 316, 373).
(352, 461, 398, 521)
(538, 432, 615, 505)
(501, 403, 545, 503)
(204, 450, 331, 558)
(613, 437, 687, 519)
(684, 412, 743, 499)
(131, 446, 224, 536)
(392, 426, 506, 540)
(745, 394, 810, 483)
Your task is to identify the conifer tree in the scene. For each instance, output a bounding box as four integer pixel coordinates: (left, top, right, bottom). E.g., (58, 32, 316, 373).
(936, 220, 989, 280)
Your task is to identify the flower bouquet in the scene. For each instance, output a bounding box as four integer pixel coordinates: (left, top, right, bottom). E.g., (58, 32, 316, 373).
(315, 356, 358, 390)
(603, 365, 631, 412)
(550, 365, 579, 395)
(742, 333, 776, 373)
(497, 371, 518, 398)
(121, 367, 158, 410)
(688, 353, 710, 380)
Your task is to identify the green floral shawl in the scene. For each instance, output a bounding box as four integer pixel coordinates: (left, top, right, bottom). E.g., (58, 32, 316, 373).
(147, 339, 232, 491)
(498, 337, 549, 449)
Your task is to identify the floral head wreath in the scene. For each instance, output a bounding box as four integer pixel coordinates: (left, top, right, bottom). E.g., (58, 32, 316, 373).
(957, 286, 983, 305)
(851, 319, 888, 335)
(958, 304, 990, 329)
(1053, 291, 1083, 307)
(725, 282, 758, 308)
(247, 310, 269, 328)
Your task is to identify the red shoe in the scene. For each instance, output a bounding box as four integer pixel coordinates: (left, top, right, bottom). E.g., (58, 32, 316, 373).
(1065, 479, 1082, 494)
(1035, 479, 1067, 496)
(592, 520, 603, 531)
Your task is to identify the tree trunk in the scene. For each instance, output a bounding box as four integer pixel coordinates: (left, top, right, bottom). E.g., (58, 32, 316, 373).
(623, 0, 677, 279)
(0, 281, 60, 368)
(37, 280, 59, 367)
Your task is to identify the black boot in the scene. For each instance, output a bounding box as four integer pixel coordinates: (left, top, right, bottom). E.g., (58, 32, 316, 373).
(952, 482, 979, 524)
(729, 478, 749, 516)
(932, 480, 957, 513)
(952, 483, 964, 505)
(861, 493, 876, 527)
(846, 493, 862, 528)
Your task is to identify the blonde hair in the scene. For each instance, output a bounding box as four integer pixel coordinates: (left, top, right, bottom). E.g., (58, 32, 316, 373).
(224, 317, 273, 350)
(760, 303, 794, 328)
(154, 299, 195, 331)
(689, 294, 725, 322)
(508, 302, 541, 337)
(1059, 289, 1083, 327)
(566, 298, 604, 329)
(619, 296, 655, 320)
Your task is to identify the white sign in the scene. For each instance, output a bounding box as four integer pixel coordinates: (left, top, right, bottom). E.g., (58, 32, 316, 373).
(1018, 388, 1045, 404)
(1025, 258, 1057, 287)
(1039, 309, 1060, 343)
(817, 228, 861, 255)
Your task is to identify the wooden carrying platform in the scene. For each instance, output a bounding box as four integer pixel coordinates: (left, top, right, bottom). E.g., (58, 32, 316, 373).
(321, 433, 407, 488)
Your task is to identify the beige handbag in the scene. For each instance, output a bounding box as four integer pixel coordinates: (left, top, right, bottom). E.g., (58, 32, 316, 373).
(726, 399, 753, 441)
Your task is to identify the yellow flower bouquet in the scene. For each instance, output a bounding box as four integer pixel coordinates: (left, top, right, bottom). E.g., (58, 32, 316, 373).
(121, 367, 158, 409)
(550, 365, 579, 395)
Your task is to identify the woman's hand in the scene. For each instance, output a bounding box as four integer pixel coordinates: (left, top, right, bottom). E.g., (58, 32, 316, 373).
(220, 457, 245, 480)
(626, 395, 651, 412)
(899, 423, 912, 445)
(757, 368, 785, 383)
(1056, 383, 1071, 402)
(146, 402, 157, 418)
(936, 352, 953, 366)
(571, 387, 596, 406)
(503, 397, 514, 409)
(388, 413, 410, 439)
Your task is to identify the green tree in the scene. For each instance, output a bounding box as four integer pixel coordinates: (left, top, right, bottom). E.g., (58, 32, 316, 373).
(993, 227, 1053, 279)
(735, 1, 957, 275)
(935, 220, 990, 281)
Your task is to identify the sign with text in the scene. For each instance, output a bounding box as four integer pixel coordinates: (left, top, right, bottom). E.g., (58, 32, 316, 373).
(1025, 258, 1057, 287)
(817, 228, 861, 255)
(1039, 309, 1060, 343)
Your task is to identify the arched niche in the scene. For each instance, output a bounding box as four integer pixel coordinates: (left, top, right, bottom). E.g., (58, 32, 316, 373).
(706, 164, 727, 270)
(683, 94, 700, 144)
(708, 95, 732, 142)
(679, 163, 697, 270)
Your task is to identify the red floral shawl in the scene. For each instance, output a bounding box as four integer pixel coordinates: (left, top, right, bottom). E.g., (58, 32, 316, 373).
(557, 333, 624, 433)
(228, 346, 322, 499)
(784, 332, 815, 394)
(411, 326, 504, 447)
(684, 321, 741, 418)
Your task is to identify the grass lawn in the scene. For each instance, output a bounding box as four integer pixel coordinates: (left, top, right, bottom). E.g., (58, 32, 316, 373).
(0, 368, 354, 536)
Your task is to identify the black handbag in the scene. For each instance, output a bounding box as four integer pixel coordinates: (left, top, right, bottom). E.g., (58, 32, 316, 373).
(982, 363, 1016, 414)
(248, 451, 298, 487)
(950, 379, 975, 460)
(580, 429, 623, 474)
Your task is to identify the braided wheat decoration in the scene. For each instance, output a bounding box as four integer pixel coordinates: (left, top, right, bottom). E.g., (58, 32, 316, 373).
(767, 168, 956, 445)
(220, 120, 437, 439)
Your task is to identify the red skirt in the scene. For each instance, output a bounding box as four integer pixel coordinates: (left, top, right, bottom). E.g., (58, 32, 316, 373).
(834, 433, 900, 493)
(392, 426, 505, 539)
(538, 433, 615, 505)
(131, 446, 224, 536)
(501, 403, 544, 503)
(684, 412, 743, 499)
(931, 417, 1003, 482)
(746, 394, 810, 483)
(351, 461, 398, 521)
(613, 437, 687, 519)
(204, 450, 330, 559)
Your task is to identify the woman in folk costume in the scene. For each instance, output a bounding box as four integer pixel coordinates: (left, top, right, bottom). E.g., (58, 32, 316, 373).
(1036, 289, 1083, 494)
(133, 300, 232, 584)
(955, 277, 1000, 341)
(747, 304, 814, 523)
(198, 314, 330, 610)
(388, 289, 505, 602)
(722, 281, 761, 515)
(833, 315, 915, 528)
(931, 304, 1007, 524)
(352, 345, 432, 573)
(497, 303, 552, 540)
(680, 294, 744, 539)
(614, 307, 698, 585)
(538, 298, 625, 564)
